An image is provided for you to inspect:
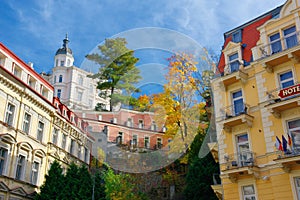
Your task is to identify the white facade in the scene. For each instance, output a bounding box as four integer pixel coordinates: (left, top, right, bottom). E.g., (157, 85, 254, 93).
(48, 36, 109, 110)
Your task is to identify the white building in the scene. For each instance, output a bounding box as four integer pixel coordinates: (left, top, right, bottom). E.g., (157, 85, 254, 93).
(47, 35, 109, 110)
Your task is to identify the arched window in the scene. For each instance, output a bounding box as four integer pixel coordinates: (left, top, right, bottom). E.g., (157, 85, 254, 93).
(59, 75, 63, 83)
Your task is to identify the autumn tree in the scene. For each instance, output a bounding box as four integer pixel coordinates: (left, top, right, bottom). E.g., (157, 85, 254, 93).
(86, 38, 141, 111)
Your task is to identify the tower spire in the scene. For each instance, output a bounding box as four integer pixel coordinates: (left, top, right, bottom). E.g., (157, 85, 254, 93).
(63, 33, 69, 49)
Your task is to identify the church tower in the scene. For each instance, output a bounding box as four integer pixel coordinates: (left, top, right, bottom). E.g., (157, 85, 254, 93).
(54, 34, 74, 67)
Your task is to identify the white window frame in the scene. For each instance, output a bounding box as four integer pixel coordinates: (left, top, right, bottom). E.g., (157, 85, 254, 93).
(22, 112, 31, 134)
(0, 147, 8, 176)
(52, 128, 59, 145)
(144, 136, 150, 148)
(31, 161, 40, 185)
(5, 103, 16, 126)
(278, 70, 294, 89)
(241, 184, 257, 200)
(15, 154, 26, 181)
(61, 134, 67, 149)
(37, 121, 44, 143)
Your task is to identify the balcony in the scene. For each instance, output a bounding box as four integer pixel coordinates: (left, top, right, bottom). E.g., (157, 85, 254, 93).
(211, 173, 222, 200)
(222, 151, 256, 182)
(266, 84, 300, 118)
(221, 103, 254, 132)
(256, 31, 300, 73)
(219, 63, 248, 88)
(274, 148, 300, 172)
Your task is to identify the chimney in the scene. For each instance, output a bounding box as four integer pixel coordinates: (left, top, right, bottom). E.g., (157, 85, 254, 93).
(28, 62, 34, 69)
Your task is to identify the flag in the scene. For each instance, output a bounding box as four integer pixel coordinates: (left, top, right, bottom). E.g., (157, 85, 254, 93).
(282, 135, 287, 152)
(275, 136, 283, 151)
(288, 133, 292, 147)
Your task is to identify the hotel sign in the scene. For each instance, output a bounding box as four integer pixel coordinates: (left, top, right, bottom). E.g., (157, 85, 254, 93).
(278, 84, 300, 98)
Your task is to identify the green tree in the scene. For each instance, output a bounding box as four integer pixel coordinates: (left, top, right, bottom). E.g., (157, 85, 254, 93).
(78, 165, 93, 200)
(61, 163, 80, 200)
(86, 38, 141, 111)
(35, 160, 64, 200)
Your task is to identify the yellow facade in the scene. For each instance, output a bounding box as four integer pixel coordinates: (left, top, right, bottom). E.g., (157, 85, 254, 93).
(0, 43, 93, 199)
(212, 0, 300, 199)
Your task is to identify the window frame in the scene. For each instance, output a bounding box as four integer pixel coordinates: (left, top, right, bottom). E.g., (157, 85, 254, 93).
(5, 103, 16, 126)
(15, 154, 26, 181)
(279, 70, 294, 89)
(37, 121, 44, 143)
(22, 112, 31, 134)
(31, 161, 39, 185)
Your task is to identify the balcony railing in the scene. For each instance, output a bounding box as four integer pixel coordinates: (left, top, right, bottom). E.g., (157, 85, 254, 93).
(258, 31, 300, 59)
(223, 151, 256, 170)
(221, 103, 250, 120)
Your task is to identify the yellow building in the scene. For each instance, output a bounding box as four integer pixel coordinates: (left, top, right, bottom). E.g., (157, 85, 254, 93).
(0, 42, 93, 199)
(211, 0, 300, 199)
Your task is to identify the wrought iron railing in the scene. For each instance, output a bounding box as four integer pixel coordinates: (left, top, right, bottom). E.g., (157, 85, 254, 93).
(221, 102, 250, 120)
(223, 151, 256, 170)
(258, 31, 300, 59)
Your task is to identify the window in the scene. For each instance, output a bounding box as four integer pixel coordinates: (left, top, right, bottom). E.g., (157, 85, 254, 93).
(294, 177, 300, 200)
(54, 76, 56, 83)
(31, 161, 39, 185)
(127, 118, 132, 127)
(279, 71, 294, 89)
(57, 89, 62, 99)
(236, 133, 251, 166)
(60, 61, 64, 66)
(59, 75, 63, 83)
(288, 119, 300, 150)
(157, 138, 162, 149)
(132, 135, 138, 147)
(13, 65, 22, 78)
(22, 113, 31, 134)
(15, 155, 25, 180)
(89, 84, 93, 93)
(28, 76, 36, 89)
(84, 147, 89, 163)
(78, 145, 81, 159)
(144, 136, 150, 148)
(61, 134, 67, 149)
(37, 121, 44, 142)
(151, 121, 157, 131)
(70, 139, 75, 154)
(232, 30, 242, 43)
(55, 59, 58, 67)
(138, 120, 144, 129)
(77, 91, 83, 101)
(52, 128, 59, 145)
(269, 32, 282, 54)
(117, 132, 123, 144)
(232, 90, 244, 115)
(284, 26, 297, 49)
(5, 103, 15, 126)
(67, 59, 70, 66)
(242, 185, 256, 200)
(78, 75, 83, 85)
(229, 53, 239, 72)
(0, 148, 8, 175)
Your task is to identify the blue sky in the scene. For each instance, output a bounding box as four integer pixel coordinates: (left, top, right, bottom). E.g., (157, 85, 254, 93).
(0, 0, 286, 75)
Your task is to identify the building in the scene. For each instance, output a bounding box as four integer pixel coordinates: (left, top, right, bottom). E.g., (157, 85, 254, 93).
(0, 42, 93, 199)
(75, 109, 168, 157)
(211, 0, 300, 199)
(46, 35, 109, 111)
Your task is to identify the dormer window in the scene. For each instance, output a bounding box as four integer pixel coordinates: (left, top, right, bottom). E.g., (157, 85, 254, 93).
(269, 33, 282, 54)
(284, 26, 297, 49)
(229, 53, 240, 72)
(232, 30, 242, 43)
